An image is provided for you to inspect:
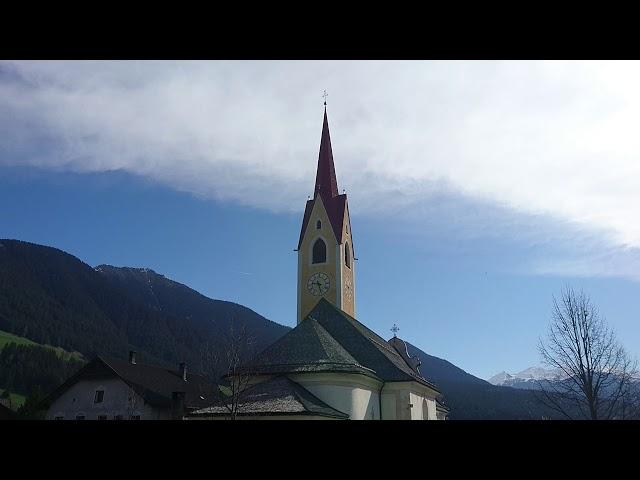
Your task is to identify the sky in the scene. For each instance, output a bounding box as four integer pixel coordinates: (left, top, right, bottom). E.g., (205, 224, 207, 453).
(1, 60, 639, 380)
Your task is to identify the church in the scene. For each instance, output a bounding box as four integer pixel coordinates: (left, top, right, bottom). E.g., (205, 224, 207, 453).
(189, 104, 449, 420)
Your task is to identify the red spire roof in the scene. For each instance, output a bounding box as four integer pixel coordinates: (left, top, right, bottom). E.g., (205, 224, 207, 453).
(298, 108, 350, 249)
(314, 107, 339, 202)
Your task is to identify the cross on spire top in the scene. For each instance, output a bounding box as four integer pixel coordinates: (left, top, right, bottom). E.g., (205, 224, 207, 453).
(391, 324, 400, 337)
(322, 89, 328, 106)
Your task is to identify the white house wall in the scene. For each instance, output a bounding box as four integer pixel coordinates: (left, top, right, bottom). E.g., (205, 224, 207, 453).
(46, 377, 168, 420)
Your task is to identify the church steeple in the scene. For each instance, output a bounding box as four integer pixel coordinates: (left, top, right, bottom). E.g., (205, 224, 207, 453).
(314, 108, 339, 203)
(297, 105, 356, 324)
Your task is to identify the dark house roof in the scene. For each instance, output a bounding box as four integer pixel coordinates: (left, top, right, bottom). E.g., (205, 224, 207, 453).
(43, 356, 219, 411)
(190, 375, 349, 419)
(241, 298, 440, 392)
(0, 402, 16, 420)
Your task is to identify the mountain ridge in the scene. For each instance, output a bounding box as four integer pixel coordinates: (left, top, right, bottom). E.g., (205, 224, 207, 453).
(488, 366, 562, 390)
(405, 343, 557, 419)
(0, 238, 558, 418)
(0, 239, 290, 373)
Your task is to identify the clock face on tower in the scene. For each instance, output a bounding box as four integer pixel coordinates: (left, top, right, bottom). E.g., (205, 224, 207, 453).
(307, 272, 330, 296)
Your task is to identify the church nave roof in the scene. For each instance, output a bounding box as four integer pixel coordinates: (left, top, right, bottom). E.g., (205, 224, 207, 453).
(238, 315, 379, 379)
(238, 298, 440, 392)
(189, 375, 350, 419)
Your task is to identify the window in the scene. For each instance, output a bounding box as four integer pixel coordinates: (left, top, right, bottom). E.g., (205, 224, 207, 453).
(97, 415, 107, 421)
(76, 415, 85, 420)
(316, 220, 322, 229)
(345, 242, 351, 268)
(113, 415, 123, 421)
(312, 238, 326, 264)
(422, 399, 430, 421)
(94, 390, 104, 404)
(129, 415, 141, 420)
(54, 416, 64, 420)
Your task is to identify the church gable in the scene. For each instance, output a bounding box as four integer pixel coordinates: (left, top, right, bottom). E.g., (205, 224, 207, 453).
(298, 193, 348, 250)
(305, 195, 338, 248)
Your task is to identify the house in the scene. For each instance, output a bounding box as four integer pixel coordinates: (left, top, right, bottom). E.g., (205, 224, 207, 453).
(43, 351, 218, 420)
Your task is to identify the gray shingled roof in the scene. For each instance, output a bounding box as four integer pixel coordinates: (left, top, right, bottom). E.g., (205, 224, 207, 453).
(189, 375, 349, 419)
(101, 356, 219, 409)
(239, 298, 439, 392)
(239, 316, 379, 379)
(308, 299, 439, 390)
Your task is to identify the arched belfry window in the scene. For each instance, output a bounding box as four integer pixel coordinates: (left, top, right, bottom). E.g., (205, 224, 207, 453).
(316, 220, 322, 230)
(312, 238, 326, 264)
(345, 242, 351, 268)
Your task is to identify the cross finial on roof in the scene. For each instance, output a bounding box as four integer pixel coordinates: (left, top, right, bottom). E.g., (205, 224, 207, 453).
(391, 324, 400, 337)
(322, 89, 328, 106)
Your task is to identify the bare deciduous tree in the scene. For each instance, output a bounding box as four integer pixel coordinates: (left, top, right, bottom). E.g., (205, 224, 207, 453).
(200, 319, 257, 420)
(537, 286, 639, 420)
(126, 384, 141, 419)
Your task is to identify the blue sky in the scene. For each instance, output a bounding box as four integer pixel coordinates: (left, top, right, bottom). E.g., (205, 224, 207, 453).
(1, 166, 639, 380)
(1, 61, 640, 380)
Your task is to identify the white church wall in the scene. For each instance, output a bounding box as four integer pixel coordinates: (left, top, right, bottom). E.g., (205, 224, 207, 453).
(190, 414, 337, 420)
(380, 382, 442, 420)
(425, 398, 437, 420)
(290, 373, 382, 420)
(240, 376, 444, 421)
(408, 392, 437, 420)
(381, 383, 411, 420)
(409, 391, 424, 420)
(381, 392, 397, 420)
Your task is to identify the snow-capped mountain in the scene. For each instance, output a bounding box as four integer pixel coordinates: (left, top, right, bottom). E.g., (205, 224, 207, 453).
(488, 366, 563, 389)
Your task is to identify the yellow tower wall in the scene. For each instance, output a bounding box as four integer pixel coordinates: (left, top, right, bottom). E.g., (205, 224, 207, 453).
(298, 197, 338, 322)
(339, 202, 355, 318)
(297, 195, 356, 322)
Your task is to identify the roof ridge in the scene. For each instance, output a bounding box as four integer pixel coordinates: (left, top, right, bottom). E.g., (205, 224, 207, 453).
(315, 299, 397, 352)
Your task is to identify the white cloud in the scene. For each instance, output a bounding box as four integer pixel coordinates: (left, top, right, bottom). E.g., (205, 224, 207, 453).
(1, 60, 640, 277)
